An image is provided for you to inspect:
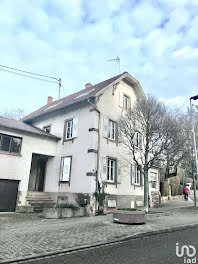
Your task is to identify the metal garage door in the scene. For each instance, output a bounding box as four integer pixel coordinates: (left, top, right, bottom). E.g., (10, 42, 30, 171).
(0, 180, 19, 212)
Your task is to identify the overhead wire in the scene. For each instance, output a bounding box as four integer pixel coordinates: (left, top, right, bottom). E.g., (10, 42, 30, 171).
(0, 67, 59, 84)
(0, 64, 59, 81)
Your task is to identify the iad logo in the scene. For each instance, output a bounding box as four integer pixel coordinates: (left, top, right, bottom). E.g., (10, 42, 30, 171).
(176, 243, 197, 263)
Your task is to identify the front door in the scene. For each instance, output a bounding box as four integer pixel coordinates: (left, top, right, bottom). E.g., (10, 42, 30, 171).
(36, 159, 46, 192)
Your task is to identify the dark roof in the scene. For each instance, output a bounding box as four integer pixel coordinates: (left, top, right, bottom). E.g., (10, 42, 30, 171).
(23, 72, 128, 122)
(0, 116, 60, 140)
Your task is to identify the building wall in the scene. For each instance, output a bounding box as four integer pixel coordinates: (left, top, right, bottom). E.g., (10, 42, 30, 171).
(91, 80, 144, 208)
(0, 128, 57, 205)
(32, 104, 96, 203)
(31, 80, 160, 209)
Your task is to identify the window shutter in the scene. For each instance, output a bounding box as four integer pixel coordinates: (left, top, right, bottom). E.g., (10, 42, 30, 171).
(131, 164, 135, 185)
(72, 117, 78, 138)
(61, 157, 71, 181)
(140, 166, 143, 185)
(102, 157, 107, 177)
(139, 133, 142, 149)
(103, 116, 109, 138)
(117, 160, 121, 184)
(119, 91, 124, 107)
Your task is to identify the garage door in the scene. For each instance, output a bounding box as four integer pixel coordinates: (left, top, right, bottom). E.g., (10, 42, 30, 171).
(0, 180, 19, 212)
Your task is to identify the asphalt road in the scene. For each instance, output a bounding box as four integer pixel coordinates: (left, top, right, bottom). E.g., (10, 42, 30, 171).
(20, 226, 198, 264)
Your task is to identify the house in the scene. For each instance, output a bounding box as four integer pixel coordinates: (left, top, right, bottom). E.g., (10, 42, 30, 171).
(0, 72, 160, 213)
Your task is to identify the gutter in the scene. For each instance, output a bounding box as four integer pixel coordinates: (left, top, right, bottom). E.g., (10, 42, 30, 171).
(0, 125, 61, 141)
(87, 98, 101, 193)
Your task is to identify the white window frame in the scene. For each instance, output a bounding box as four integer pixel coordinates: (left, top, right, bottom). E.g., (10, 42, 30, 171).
(135, 165, 141, 185)
(123, 94, 129, 110)
(108, 120, 116, 140)
(107, 158, 116, 182)
(60, 156, 72, 182)
(66, 120, 73, 140)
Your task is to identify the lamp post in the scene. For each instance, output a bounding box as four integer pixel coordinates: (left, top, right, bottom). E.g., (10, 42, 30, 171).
(190, 95, 198, 207)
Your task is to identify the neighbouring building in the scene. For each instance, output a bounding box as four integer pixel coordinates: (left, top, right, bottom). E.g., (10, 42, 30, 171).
(0, 72, 160, 213)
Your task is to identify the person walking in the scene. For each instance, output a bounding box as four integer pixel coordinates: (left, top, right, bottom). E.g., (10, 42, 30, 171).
(183, 185, 189, 201)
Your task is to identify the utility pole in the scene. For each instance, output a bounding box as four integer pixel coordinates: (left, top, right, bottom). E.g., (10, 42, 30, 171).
(58, 78, 62, 100)
(190, 95, 198, 207)
(0, 64, 61, 100)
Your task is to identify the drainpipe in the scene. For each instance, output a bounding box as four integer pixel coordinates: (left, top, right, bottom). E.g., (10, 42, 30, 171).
(87, 98, 101, 193)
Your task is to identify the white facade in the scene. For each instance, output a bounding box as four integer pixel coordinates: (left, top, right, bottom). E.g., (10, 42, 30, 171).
(0, 127, 58, 205)
(29, 78, 160, 210)
(0, 73, 160, 211)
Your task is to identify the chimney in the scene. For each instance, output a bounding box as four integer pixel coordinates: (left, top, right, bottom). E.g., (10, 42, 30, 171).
(47, 96, 53, 104)
(85, 83, 92, 89)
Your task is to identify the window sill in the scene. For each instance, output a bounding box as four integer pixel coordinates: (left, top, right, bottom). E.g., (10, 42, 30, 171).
(64, 137, 77, 142)
(106, 181, 116, 185)
(0, 150, 22, 157)
(59, 181, 70, 184)
(107, 138, 116, 143)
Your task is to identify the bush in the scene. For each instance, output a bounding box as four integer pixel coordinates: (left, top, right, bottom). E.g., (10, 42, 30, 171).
(43, 203, 79, 210)
(117, 208, 138, 211)
(58, 203, 79, 210)
(77, 193, 90, 207)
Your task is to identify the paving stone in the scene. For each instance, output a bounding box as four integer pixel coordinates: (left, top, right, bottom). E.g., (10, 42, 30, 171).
(0, 200, 197, 263)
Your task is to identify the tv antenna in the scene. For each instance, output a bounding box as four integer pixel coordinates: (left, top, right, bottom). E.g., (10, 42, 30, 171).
(107, 56, 120, 74)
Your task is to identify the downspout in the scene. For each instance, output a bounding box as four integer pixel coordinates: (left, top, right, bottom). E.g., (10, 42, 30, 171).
(87, 98, 101, 193)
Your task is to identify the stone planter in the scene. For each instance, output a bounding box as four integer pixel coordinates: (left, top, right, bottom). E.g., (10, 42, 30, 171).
(73, 207, 85, 217)
(43, 208, 61, 219)
(113, 209, 146, 224)
(61, 208, 74, 218)
(16, 206, 34, 213)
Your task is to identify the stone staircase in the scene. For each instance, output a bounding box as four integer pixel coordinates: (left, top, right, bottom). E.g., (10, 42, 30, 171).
(26, 192, 55, 212)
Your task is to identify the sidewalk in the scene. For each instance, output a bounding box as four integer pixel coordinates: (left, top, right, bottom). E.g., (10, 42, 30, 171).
(0, 200, 197, 263)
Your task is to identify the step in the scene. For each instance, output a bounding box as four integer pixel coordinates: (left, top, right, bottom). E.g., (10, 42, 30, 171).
(27, 197, 53, 201)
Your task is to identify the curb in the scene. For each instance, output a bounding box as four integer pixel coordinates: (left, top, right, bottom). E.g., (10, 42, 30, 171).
(1, 223, 198, 264)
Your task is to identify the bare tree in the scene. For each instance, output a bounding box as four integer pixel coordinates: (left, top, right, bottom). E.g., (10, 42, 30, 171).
(0, 108, 24, 120)
(119, 95, 177, 211)
(181, 110, 198, 206)
(163, 111, 188, 178)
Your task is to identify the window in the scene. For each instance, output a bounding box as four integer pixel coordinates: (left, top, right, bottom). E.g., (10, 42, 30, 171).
(134, 132, 140, 148)
(43, 125, 51, 134)
(120, 92, 130, 109)
(123, 95, 129, 110)
(108, 120, 116, 140)
(66, 120, 73, 139)
(107, 158, 116, 182)
(0, 133, 22, 154)
(135, 165, 141, 185)
(64, 117, 78, 141)
(60, 156, 72, 182)
(150, 172, 157, 189)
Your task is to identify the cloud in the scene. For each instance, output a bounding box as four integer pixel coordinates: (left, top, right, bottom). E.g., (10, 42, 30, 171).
(0, 0, 198, 114)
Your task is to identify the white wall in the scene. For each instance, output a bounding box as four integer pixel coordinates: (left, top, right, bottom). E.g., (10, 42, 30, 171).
(32, 104, 96, 194)
(0, 128, 58, 204)
(94, 80, 144, 197)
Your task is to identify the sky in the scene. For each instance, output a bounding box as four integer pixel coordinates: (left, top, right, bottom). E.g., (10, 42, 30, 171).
(0, 0, 198, 116)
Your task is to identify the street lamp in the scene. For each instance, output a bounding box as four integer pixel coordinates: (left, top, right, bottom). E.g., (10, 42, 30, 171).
(190, 95, 198, 182)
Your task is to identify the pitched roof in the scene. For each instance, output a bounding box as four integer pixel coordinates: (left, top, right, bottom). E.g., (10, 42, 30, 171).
(23, 72, 128, 122)
(0, 116, 60, 140)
